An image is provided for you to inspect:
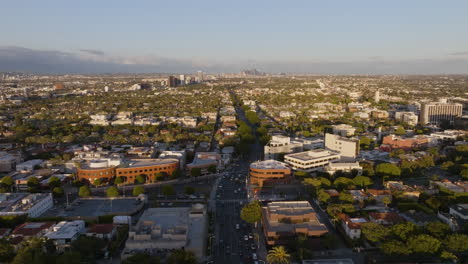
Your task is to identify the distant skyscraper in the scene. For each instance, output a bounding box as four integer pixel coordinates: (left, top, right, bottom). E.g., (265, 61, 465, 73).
(374, 90, 380, 103)
(420, 99, 463, 125)
(179, 74, 185, 85)
(167, 76, 178, 88)
(197, 71, 204, 82)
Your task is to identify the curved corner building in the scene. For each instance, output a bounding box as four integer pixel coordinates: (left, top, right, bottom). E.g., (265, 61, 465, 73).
(249, 160, 292, 187)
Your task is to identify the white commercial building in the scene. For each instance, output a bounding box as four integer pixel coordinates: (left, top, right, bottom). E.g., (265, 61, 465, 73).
(420, 100, 463, 125)
(44, 220, 86, 252)
(0, 193, 53, 218)
(324, 133, 359, 162)
(395, 112, 419, 126)
(124, 204, 207, 260)
(16, 159, 44, 172)
(264, 135, 303, 160)
(331, 124, 356, 137)
(284, 149, 340, 173)
(324, 162, 362, 176)
(159, 150, 186, 169)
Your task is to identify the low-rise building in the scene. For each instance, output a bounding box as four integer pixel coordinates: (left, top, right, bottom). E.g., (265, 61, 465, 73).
(338, 214, 367, 239)
(44, 220, 86, 252)
(0, 193, 53, 217)
(77, 158, 179, 184)
(449, 204, 468, 221)
(159, 150, 186, 169)
(264, 135, 303, 160)
(381, 135, 431, 151)
(86, 224, 117, 240)
(16, 159, 44, 172)
(367, 189, 392, 204)
(186, 152, 222, 175)
(249, 160, 292, 188)
(368, 212, 404, 225)
(124, 204, 207, 260)
(284, 149, 340, 173)
(11, 222, 55, 239)
(261, 201, 328, 245)
(395, 112, 418, 126)
(331, 124, 356, 137)
(324, 133, 359, 161)
(324, 162, 362, 176)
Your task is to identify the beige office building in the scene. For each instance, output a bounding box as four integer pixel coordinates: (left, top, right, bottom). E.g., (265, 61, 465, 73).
(420, 100, 463, 125)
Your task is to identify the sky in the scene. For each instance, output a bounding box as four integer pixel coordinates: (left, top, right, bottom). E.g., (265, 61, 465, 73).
(1, 0, 468, 74)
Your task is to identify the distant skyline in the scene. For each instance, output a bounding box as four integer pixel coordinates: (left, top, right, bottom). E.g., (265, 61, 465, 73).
(2, 0, 468, 74)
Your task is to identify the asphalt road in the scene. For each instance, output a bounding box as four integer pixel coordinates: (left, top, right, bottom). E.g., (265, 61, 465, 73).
(212, 162, 260, 264)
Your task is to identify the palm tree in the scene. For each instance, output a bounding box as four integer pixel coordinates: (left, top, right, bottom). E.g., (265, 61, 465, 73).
(267, 246, 290, 264)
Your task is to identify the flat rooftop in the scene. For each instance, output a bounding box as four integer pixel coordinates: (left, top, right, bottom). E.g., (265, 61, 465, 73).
(250, 160, 289, 170)
(266, 201, 315, 216)
(55, 198, 143, 218)
(123, 159, 178, 168)
(285, 149, 339, 161)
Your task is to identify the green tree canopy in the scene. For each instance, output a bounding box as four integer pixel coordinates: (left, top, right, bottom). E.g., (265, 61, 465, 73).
(48, 176, 61, 189)
(122, 253, 160, 264)
(361, 222, 390, 243)
(391, 222, 417, 240)
(93, 178, 102, 186)
(338, 191, 354, 203)
(0, 176, 13, 187)
(162, 185, 176, 196)
(114, 176, 123, 185)
(376, 163, 401, 178)
(12, 238, 47, 264)
(208, 165, 217, 174)
(380, 240, 411, 255)
(294, 171, 309, 178)
(106, 186, 120, 197)
(425, 222, 450, 238)
(171, 168, 181, 179)
(71, 236, 106, 262)
(184, 186, 195, 195)
(406, 234, 441, 254)
(78, 185, 91, 197)
(167, 249, 196, 264)
(267, 246, 290, 264)
(444, 234, 468, 253)
(317, 189, 331, 203)
(190, 168, 201, 177)
(132, 186, 145, 196)
(333, 177, 355, 190)
(0, 239, 15, 262)
(52, 187, 64, 197)
(240, 201, 262, 224)
(353, 176, 373, 188)
(135, 174, 146, 184)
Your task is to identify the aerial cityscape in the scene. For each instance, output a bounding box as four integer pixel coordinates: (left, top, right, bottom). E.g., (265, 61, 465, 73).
(0, 1, 468, 264)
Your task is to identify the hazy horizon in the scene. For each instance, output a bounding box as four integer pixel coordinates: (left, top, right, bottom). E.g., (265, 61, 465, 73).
(2, 0, 468, 74)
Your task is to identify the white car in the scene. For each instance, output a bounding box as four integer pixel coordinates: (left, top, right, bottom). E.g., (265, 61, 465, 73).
(252, 253, 258, 260)
(244, 235, 248, 241)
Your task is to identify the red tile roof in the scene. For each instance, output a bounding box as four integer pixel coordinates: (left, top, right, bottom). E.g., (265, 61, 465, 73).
(11, 222, 55, 237)
(87, 224, 115, 234)
(369, 212, 404, 225)
(367, 189, 392, 196)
